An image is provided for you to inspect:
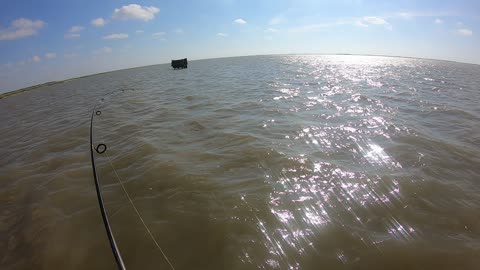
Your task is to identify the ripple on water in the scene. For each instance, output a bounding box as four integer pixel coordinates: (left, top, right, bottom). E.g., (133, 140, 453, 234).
(1, 55, 480, 269)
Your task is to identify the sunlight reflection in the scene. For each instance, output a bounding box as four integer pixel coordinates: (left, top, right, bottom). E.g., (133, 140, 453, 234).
(246, 55, 417, 268)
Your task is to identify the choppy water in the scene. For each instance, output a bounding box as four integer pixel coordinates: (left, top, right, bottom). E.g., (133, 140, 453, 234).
(1, 55, 480, 270)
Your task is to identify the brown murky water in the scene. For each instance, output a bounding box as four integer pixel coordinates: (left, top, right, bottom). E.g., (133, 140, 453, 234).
(1, 55, 480, 269)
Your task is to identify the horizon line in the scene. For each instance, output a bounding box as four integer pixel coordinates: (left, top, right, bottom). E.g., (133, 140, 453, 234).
(1, 52, 478, 97)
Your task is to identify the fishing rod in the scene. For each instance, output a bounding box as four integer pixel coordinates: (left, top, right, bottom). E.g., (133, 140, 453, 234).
(89, 103, 126, 270)
(88, 91, 175, 270)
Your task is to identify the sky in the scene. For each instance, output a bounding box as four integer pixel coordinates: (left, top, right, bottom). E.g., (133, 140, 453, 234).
(0, 0, 479, 93)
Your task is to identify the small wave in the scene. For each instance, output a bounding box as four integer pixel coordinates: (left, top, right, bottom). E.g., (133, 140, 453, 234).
(186, 120, 206, 131)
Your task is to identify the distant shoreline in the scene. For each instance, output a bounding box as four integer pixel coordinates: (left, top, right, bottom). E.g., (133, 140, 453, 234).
(0, 70, 124, 100)
(0, 81, 65, 100)
(1, 53, 477, 100)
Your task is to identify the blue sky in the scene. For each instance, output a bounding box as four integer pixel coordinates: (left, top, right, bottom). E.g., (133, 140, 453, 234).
(1, 0, 479, 92)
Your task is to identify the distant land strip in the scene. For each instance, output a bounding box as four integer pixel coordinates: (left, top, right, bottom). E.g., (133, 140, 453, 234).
(0, 71, 114, 100)
(0, 81, 65, 100)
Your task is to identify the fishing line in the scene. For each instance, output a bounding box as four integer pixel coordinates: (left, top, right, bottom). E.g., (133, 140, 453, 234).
(90, 89, 175, 270)
(103, 149, 176, 270)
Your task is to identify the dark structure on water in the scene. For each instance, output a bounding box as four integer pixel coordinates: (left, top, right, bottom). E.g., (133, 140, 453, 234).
(171, 58, 188, 69)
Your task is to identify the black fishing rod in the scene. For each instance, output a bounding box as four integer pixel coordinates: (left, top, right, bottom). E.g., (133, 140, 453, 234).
(89, 103, 126, 270)
(88, 90, 175, 270)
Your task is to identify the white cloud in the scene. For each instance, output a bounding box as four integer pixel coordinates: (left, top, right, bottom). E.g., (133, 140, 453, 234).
(434, 18, 443, 24)
(456, 28, 473, 37)
(68, 26, 84, 33)
(0, 18, 46, 40)
(393, 11, 455, 19)
(363, 16, 387, 25)
(64, 33, 80, 39)
(290, 16, 392, 33)
(264, 36, 273, 41)
(289, 20, 357, 33)
(32, 55, 41, 62)
(64, 53, 78, 59)
(102, 47, 112, 53)
(233, 18, 247, 25)
(65, 26, 84, 38)
(12, 19, 45, 30)
(354, 21, 369, 28)
(354, 16, 392, 30)
(289, 23, 337, 33)
(91, 18, 106, 27)
(112, 4, 160, 21)
(152, 32, 166, 37)
(103, 33, 129, 39)
(174, 28, 184, 34)
(45, 52, 56, 59)
(398, 12, 413, 19)
(265, 28, 279, 33)
(454, 22, 473, 37)
(152, 32, 167, 40)
(136, 30, 144, 33)
(94, 47, 112, 54)
(269, 15, 285, 25)
(217, 32, 228, 37)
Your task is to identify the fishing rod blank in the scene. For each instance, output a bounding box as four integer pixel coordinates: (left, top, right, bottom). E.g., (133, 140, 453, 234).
(89, 105, 126, 270)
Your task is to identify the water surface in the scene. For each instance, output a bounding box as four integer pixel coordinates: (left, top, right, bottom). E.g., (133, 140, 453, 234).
(1, 55, 480, 269)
